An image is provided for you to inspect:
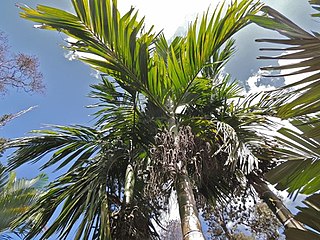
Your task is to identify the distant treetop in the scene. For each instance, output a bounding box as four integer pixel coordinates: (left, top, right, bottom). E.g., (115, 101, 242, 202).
(0, 31, 44, 94)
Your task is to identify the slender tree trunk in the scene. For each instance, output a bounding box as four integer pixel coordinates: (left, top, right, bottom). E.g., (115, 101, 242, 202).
(100, 194, 111, 240)
(217, 210, 233, 240)
(248, 173, 305, 230)
(124, 164, 135, 205)
(100, 184, 111, 240)
(176, 172, 205, 240)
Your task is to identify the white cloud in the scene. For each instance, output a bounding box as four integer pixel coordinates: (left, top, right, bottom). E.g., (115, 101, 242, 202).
(64, 51, 79, 61)
(117, 0, 224, 38)
(247, 69, 276, 94)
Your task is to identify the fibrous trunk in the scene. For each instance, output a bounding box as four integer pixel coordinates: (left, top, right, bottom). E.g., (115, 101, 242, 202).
(249, 173, 305, 230)
(176, 172, 205, 240)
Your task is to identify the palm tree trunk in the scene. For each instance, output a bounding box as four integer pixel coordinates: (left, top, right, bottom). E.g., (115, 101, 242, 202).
(100, 193, 111, 240)
(249, 173, 305, 230)
(124, 164, 135, 205)
(176, 172, 205, 240)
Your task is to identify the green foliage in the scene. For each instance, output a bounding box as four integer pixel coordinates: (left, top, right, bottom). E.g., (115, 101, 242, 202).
(249, 0, 320, 199)
(0, 165, 47, 237)
(10, 0, 320, 239)
(7, 125, 160, 240)
(250, 1, 320, 238)
(249, 3, 320, 124)
(265, 116, 320, 197)
(6, 0, 271, 239)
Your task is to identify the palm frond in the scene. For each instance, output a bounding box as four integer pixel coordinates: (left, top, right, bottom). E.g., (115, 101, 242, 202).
(88, 77, 163, 162)
(6, 125, 102, 172)
(265, 118, 320, 196)
(18, 0, 164, 107)
(7, 124, 159, 239)
(248, 4, 320, 210)
(89, 76, 135, 130)
(164, 0, 262, 112)
(0, 170, 47, 233)
(249, 5, 320, 119)
(0, 164, 7, 189)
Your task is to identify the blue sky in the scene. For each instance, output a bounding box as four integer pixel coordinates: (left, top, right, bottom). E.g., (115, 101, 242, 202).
(1, 0, 97, 179)
(0, 0, 316, 238)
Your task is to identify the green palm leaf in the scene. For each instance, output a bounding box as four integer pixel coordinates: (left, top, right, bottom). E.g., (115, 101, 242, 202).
(265, 117, 320, 196)
(0, 168, 47, 235)
(19, 0, 162, 107)
(249, 6, 320, 235)
(7, 125, 159, 239)
(163, 0, 261, 112)
(249, 4, 320, 120)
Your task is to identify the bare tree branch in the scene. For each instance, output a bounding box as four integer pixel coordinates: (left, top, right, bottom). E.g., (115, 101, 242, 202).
(0, 31, 44, 94)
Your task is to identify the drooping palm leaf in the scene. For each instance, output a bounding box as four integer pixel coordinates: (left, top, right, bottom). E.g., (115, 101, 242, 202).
(249, 4, 320, 121)
(6, 125, 159, 240)
(7, 125, 102, 172)
(265, 117, 320, 196)
(249, 0, 320, 202)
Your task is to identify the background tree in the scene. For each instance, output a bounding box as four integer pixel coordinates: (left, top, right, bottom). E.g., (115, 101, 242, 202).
(0, 31, 44, 94)
(0, 29, 44, 238)
(203, 196, 284, 239)
(0, 29, 43, 152)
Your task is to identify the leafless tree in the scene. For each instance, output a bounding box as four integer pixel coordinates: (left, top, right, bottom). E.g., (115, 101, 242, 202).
(0, 31, 44, 94)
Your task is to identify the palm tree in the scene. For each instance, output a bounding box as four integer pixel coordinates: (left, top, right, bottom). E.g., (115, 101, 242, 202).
(249, 1, 320, 238)
(11, 0, 320, 239)
(0, 164, 47, 238)
(7, 0, 320, 239)
(4, 0, 270, 239)
(8, 0, 319, 238)
(248, 172, 305, 229)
